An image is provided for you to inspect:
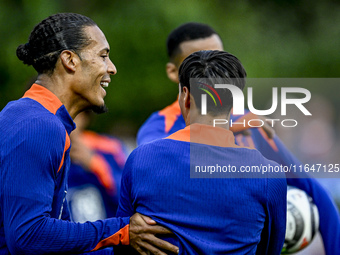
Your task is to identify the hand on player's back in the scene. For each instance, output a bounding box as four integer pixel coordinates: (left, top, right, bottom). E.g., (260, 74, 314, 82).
(130, 213, 179, 255)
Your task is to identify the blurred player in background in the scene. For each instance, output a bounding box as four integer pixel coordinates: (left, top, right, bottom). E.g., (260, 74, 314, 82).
(0, 13, 178, 255)
(68, 111, 127, 222)
(137, 22, 340, 254)
(118, 50, 287, 254)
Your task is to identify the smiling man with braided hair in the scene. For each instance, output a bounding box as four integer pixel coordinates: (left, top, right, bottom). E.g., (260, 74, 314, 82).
(0, 13, 178, 255)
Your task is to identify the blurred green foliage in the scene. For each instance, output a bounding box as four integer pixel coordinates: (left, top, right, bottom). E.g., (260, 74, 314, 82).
(1, 0, 339, 135)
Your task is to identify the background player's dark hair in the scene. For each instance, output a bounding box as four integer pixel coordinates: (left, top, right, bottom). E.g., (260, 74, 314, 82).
(178, 50, 247, 116)
(16, 13, 96, 74)
(166, 22, 220, 61)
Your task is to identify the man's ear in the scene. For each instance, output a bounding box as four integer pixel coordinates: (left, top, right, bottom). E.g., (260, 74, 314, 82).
(59, 50, 79, 72)
(166, 62, 179, 83)
(183, 86, 191, 108)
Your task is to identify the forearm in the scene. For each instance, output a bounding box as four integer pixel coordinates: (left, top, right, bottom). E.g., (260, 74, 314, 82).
(6, 214, 129, 254)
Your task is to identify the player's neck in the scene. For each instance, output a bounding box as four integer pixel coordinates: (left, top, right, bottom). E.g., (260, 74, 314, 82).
(35, 75, 80, 119)
(186, 109, 230, 130)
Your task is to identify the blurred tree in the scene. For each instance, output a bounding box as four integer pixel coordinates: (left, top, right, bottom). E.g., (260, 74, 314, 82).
(1, 0, 339, 135)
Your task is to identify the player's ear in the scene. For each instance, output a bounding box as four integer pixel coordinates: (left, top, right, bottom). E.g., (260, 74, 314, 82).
(166, 62, 179, 83)
(183, 86, 190, 108)
(60, 50, 79, 72)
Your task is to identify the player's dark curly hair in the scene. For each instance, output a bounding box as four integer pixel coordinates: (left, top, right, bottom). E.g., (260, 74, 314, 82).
(166, 22, 221, 62)
(16, 13, 96, 74)
(178, 50, 246, 116)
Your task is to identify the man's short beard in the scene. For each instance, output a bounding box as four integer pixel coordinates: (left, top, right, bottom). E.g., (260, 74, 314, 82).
(92, 104, 108, 114)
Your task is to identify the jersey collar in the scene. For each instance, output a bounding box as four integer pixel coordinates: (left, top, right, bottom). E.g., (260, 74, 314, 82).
(165, 123, 239, 148)
(23, 84, 76, 134)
